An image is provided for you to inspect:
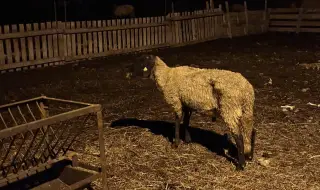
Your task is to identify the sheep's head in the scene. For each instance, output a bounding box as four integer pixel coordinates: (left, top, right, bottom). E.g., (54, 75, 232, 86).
(135, 54, 157, 80)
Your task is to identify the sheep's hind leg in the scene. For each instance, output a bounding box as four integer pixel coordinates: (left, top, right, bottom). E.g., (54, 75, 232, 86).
(233, 133, 246, 170)
(182, 109, 192, 143)
(212, 109, 217, 122)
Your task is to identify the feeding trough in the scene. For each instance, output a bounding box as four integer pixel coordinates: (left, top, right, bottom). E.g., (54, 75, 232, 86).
(0, 96, 107, 189)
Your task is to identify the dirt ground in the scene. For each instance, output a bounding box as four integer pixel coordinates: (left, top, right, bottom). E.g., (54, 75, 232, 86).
(0, 32, 320, 190)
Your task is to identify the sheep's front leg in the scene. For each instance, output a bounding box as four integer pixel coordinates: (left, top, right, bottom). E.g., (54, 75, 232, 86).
(183, 109, 192, 143)
(174, 113, 183, 148)
(233, 133, 246, 170)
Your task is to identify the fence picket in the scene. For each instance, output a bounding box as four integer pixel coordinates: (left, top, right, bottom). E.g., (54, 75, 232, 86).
(111, 20, 117, 50)
(87, 21, 93, 55)
(66, 22, 72, 57)
(33, 23, 41, 61)
(121, 19, 126, 49)
(40, 23, 48, 59)
(81, 21, 88, 55)
(92, 21, 98, 54)
(4, 25, 13, 64)
(76, 21, 82, 56)
(11, 25, 20, 63)
(0, 26, 4, 65)
(52, 22, 59, 58)
(126, 19, 131, 49)
(97, 20, 103, 53)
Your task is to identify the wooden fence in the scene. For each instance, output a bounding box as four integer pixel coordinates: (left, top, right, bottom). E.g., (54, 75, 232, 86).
(0, 7, 266, 73)
(268, 8, 320, 33)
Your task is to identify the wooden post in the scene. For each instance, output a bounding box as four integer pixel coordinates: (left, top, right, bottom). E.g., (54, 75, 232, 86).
(296, 8, 303, 34)
(244, 1, 249, 35)
(53, 0, 57, 21)
(64, 0, 67, 22)
(97, 108, 108, 190)
(263, 0, 268, 32)
(225, 1, 232, 38)
(171, 1, 174, 13)
(166, 14, 173, 45)
(206, 1, 210, 10)
(210, 0, 214, 10)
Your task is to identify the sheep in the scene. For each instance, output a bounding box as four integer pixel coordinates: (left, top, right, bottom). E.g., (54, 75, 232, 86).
(113, 4, 135, 18)
(136, 55, 256, 170)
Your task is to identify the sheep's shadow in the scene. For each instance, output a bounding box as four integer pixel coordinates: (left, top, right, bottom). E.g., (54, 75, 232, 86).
(110, 118, 239, 165)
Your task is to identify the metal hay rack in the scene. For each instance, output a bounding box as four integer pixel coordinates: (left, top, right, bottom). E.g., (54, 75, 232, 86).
(0, 96, 107, 189)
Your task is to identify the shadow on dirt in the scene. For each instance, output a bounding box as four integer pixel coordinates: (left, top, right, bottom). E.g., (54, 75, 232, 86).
(110, 118, 239, 165)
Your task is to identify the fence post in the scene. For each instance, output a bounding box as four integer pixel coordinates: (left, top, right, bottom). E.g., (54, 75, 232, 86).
(296, 8, 303, 34)
(225, 1, 232, 38)
(244, 1, 249, 35)
(58, 21, 66, 64)
(165, 16, 174, 46)
(263, 0, 269, 32)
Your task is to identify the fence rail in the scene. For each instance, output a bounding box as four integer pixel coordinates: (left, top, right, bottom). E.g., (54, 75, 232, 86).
(0, 7, 266, 73)
(268, 8, 320, 33)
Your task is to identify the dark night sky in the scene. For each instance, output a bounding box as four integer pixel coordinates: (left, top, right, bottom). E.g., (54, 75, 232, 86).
(0, 0, 296, 25)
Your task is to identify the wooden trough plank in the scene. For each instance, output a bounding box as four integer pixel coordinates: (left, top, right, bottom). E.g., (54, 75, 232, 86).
(0, 96, 44, 110)
(0, 104, 100, 140)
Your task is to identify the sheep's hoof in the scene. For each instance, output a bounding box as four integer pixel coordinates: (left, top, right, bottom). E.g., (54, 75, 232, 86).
(184, 136, 192, 143)
(236, 164, 245, 171)
(172, 140, 181, 148)
(245, 154, 253, 161)
(171, 143, 179, 149)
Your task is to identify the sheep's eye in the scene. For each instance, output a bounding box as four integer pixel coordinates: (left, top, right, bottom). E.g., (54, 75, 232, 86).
(143, 67, 148, 72)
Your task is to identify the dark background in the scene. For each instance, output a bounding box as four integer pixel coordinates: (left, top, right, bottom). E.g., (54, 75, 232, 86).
(0, 0, 297, 25)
